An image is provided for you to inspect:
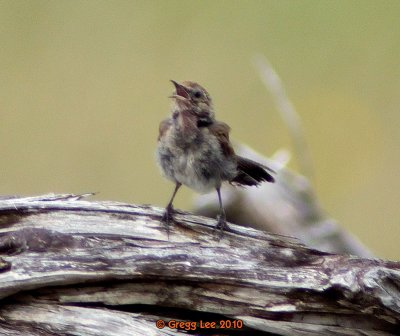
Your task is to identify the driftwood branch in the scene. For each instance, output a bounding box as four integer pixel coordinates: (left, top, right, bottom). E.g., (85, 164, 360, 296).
(0, 194, 398, 335)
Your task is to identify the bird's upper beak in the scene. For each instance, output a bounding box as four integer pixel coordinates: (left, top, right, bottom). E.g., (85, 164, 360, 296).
(170, 80, 190, 99)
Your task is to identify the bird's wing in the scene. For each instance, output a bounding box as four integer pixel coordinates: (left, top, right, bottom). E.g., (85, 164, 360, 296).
(208, 120, 275, 186)
(158, 118, 172, 141)
(208, 121, 235, 157)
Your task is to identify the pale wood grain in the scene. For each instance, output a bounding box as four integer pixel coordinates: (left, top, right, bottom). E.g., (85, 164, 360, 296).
(0, 194, 398, 335)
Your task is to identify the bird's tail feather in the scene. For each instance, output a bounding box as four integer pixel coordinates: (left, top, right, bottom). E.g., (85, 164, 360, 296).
(231, 156, 275, 186)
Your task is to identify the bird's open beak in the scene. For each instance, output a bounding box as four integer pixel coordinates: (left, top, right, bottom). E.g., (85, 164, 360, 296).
(170, 80, 190, 99)
(169, 95, 188, 102)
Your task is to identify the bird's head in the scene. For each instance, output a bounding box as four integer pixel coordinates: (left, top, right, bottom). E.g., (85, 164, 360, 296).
(170, 80, 215, 123)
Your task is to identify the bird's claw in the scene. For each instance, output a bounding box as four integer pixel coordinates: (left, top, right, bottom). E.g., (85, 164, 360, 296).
(161, 205, 175, 238)
(214, 214, 229, 239)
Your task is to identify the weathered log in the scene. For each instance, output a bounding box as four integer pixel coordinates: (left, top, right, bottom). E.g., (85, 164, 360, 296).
(0, 194, 398, 336)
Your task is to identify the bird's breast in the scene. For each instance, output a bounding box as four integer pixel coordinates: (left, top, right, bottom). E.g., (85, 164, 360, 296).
(156, 126, 237, 193)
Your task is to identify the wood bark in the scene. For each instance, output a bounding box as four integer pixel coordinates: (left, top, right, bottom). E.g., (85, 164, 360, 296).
(0, 194, 398, 336)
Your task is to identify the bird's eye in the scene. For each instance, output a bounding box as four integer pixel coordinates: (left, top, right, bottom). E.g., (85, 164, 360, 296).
(193, 91, 202, 99)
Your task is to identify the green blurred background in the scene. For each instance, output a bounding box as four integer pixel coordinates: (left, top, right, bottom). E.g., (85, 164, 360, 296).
(1, 1, 399, 259)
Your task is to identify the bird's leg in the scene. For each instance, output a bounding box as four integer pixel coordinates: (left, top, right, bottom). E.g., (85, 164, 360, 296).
(162, 182, 181, 236)
(215, 187, 229, 237)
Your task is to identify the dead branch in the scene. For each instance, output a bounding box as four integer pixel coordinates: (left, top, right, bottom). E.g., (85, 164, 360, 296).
(0, 194, 398, 336)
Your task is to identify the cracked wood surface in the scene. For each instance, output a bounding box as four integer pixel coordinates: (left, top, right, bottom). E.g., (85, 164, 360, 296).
(0, 194, 399, 336)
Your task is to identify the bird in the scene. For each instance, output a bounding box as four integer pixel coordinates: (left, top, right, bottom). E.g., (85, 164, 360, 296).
(156, 80, 275, 236)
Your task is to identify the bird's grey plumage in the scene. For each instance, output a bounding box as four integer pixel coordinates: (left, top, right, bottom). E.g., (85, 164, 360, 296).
(156, 80, 275, 235)
(157, 111, 237, 193)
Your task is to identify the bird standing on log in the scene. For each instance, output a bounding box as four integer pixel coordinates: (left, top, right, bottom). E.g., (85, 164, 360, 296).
(157, 80, 275, 235)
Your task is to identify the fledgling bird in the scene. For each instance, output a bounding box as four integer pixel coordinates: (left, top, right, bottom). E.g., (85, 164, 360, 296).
(156, 80, 275, 235)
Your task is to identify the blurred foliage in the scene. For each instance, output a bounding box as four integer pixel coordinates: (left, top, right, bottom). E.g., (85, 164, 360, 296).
(0, 1, 399, 259)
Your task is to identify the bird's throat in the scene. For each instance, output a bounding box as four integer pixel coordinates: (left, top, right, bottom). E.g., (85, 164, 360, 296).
(177, 110, 198, 136)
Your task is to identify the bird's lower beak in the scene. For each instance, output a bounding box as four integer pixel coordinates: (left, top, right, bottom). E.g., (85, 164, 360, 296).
(169, 94, 187, 101)
(170, 80, 190, 99)
(169, 95, 192, 111)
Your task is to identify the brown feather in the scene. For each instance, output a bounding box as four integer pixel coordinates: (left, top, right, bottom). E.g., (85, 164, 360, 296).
(158, 118, 172, 141)
(208, 121, 275, 186)
(208, 121, 235, 157)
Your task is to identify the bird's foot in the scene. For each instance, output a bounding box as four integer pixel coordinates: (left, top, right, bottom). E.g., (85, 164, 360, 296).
(215, 213, 229, 239)
(161, 204, 175, 238)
